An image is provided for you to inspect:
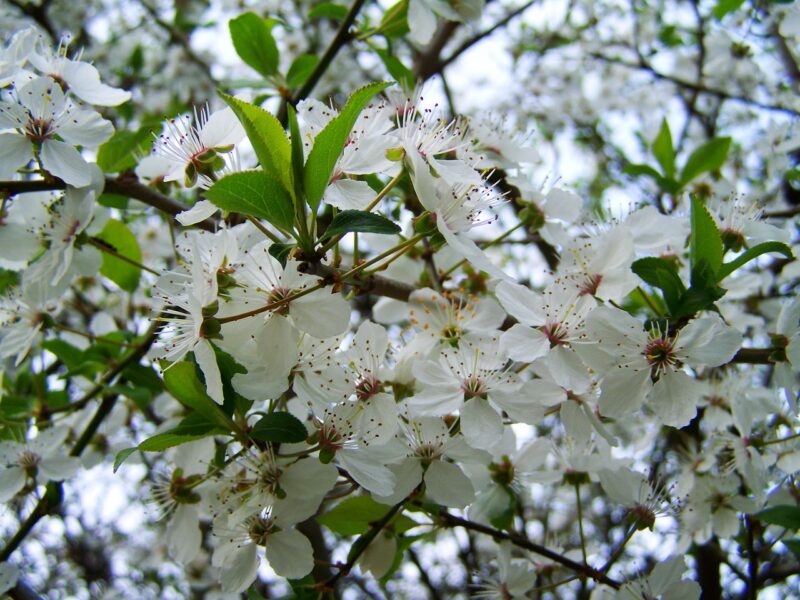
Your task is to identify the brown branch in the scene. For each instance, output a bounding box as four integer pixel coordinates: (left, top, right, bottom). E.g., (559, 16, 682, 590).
(0, 176, 216, 232)
(434, 510, 622, 589)
(277, 0, 369, 125)
(435, 0, 539, 75)
(731, 348, 778, 365)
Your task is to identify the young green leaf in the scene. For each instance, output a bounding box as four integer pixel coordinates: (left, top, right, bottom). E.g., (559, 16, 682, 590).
(308, 2, 348, 20)
(320, 209, 401, 240)
(717, 241, 794, 281)
(304, 81, 392, 212)
(631, 257, 686, 312)
(137, 413, 226, 451)
(286, 54, 320, 89)
(97, 129, 152, 173)
(229, 13, 280, 79)
(205, 170, 295, 231)
(219, 93, 294, 197)
(379, 0, 410, 38)
(757, 505, 800, 530)
(249, 411, 308, 443)
(95, 219, 143, 292)
(652, 119, 675, 179)
(680, 137, 732, 185)
(713, 0, 746, 20)
(690, 196, 724, 286)
(163, 362, 236, 431)
(113, 447, 137, 473)
(318, 496, 394, 535)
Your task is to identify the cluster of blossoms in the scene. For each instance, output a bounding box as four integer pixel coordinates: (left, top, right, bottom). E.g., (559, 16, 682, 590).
(0, 13, 798, 598)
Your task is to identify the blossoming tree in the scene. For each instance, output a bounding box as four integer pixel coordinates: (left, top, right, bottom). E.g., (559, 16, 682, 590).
(0, 0, 799, 597)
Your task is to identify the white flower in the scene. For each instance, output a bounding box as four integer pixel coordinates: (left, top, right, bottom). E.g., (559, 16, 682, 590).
(373, 417, 488, 507)
(607, 555, 700, 600)
(0, 76, 113, 186)
(0, 426, 80, 502)
(298, 98, 398, 210)
(582, 306, 742, 427)
(474, 541, 537, 599)
(408, 338, 522, 449)
(212, 507, 315, 592)
(27, 36, 131, 106)
(297, 321, 400, 445)
(150, 105, 245, 187)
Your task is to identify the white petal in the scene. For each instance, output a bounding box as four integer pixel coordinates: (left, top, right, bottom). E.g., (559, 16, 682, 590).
(61, 60, 131, 106)
(0, 133, 32, 179)
(460, 398, 503, 450)
(500, 324, 549, 362)
(200, 106, 245, 148)
(425, 460, 475, 507)
(220, 542, 259, 593)
(40, 139, 91, 187)
(38, 455, 80, 480)
(291, 289, 351, 338)
(265, 529, 314, 579)
(598, 368, 650, 418)
(407, 0, 438, 45)
(194, 339, 224, 405)
(176, 199, 219, 225)
(323, 179, 376, 210)
(339, 449, 397, 496)
(439, 224, 511, 282)
(0, 467, 25, 502)
(649, 371, 701, 428)
(0, 562, 19, 594)
(166, 504, 201, 564)
(680, 315, 742, 367)
(495, 281, 543, 326)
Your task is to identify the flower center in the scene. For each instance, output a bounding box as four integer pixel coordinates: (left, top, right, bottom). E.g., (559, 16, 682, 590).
(541, 322, 568, 347)
(247, 515, 277, 546)
(643, 337, 678, 374)
(25, 117, 54, 143)
(268, 287, 292, 315)
(355, 376, 382, 401)
(462, 375, 487, 399)
(579, 273, 603, 296)
(18, 450, 40, 471)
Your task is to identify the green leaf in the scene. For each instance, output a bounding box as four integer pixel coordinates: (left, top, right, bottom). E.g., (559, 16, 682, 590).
(373, 46, 415, 90)
(318, 496, 394, 535)
(379, 0, 410, 38)
(717, 241, 794, 280)
(250, 412, 308, 443)
(205, 171, 295, 231)
(97, 129, 152, 173)
(320, 209, 401, 240)
(304, 81, 392, 212)
(631, 257, 686, 311)
(287, 105, 306, 205)
(713, 0, 746, 19)
(680, 137, 732, 185)
(138, 414, 225, 451)
(229, 12, 280, 79)
(308, 2, 348, 20)
(219, 93, 294, 197)
(268, 242, 294, 266)
(163, 362, 236, 431)
(672, 283, 726, 318)
(286, 54, 320, 89)
(757, 505, 800, 530)
(652, 119, 675, 179)
(42, 339, 84, 369)
(95, 219, 143, 292)
(623, 163, 662, 179)
(690, 196, 724, 285)
(113, 447, 137, 473)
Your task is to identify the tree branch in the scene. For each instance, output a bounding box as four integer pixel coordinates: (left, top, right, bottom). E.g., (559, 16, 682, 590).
(434, 510, 622, 589)
(277, 0, 369, 124)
